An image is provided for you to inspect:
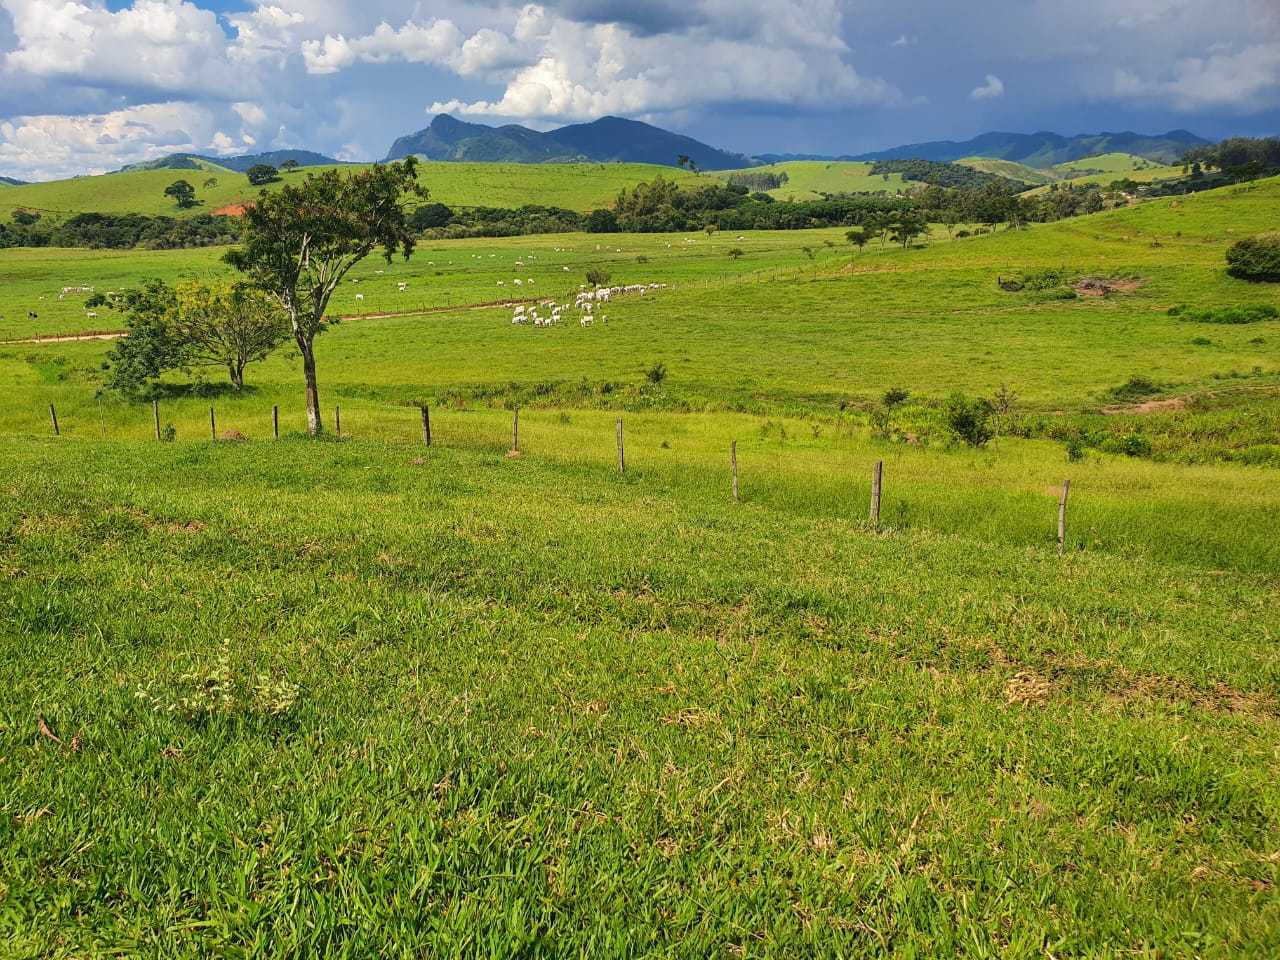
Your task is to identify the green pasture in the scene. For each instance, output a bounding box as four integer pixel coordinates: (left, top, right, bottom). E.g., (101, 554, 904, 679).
(2, 170, 1280, 956)
(955, 156, 1058, 186)
(1, 423, 1278, 955)
(0, 161, 700, 222)
(715, 161, 909, 200)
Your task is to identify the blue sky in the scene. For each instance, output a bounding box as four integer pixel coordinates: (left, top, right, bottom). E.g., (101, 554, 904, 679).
(1, 0, 1277, 179)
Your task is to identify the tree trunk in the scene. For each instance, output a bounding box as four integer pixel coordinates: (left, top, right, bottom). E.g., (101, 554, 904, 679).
(230, 362, 244, 391)
(301, 341, 321, 436)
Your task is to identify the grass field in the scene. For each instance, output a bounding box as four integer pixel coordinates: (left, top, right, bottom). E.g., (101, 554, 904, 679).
(0, 161, 700, 221)
(2, 172, 1280, 955)
(715, 161, 909, 200)
(955, 157, 1059, 186)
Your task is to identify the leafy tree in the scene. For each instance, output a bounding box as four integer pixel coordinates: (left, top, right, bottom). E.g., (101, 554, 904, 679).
(224, 158, 423, 434)
(246, 164, 279, 186)
(944, 393, 994, 447)
(890, 210, 928, 248)
(586, 269, 611, 288)
(172, 279, 289, 389)
(409, 202, 454, 230)
(280, 159, 301, 173)
(102, 281, 183, 398)
(585, 208, 619, 233)
(12, 209, 40, 226)
(845, 228, 870, 253)
(1225, 234, 1280, 283)
(164, 180, 197, 209)
(203, 177, 219, 189)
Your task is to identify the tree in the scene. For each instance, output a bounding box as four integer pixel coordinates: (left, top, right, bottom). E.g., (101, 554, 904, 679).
(944, 393, 994, 447)
(585, 208, 619, 233)
(102, 281, 183, 399)
(727, 247, 744, 260)
(164, 180, 197, 209)
(172, 279, 289, 390)
(890, 211, 928, 248)
(280, 159, 301, 173)
(246, 164, 279, 186)
(1225, 234, 1280, 282)
(845, 228, 870, 253)
(203, 177, 219, 189)
(224, 158, 423, 434)
(409, 202, 454, 230)
(586, 268, 611, 288)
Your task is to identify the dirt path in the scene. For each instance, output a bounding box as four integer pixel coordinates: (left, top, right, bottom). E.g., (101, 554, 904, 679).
(1, 297, 541, 346)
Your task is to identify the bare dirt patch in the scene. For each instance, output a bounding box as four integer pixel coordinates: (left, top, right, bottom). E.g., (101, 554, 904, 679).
(1074, 276, 1146, 297)
(1102, 397, 1187, 415)
(212, 203, 249, 217)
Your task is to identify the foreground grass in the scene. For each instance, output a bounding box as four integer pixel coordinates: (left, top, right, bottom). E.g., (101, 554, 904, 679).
(1, 433, 1277, 956)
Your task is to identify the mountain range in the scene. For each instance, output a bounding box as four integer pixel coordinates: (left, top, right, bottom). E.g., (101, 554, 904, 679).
(0, 175, 27, 186)
(119, 149, 347, 174)
(384, 114, 748, 170)
(847, 130, 1209, 167)
(14, 119, 1218, 185)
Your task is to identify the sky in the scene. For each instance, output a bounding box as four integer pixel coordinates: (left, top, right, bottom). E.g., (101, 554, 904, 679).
(0, 0, 1277, 180)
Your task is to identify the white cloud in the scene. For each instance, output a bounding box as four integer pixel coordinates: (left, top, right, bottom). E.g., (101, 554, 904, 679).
(0, 101, 222, 179)
(1, 0, 245, 96)
(970, 74, 1005, 100)
(302, 19, 464, 74)
(1114, 42, 1280, 111)
(312, 2, 902, 121)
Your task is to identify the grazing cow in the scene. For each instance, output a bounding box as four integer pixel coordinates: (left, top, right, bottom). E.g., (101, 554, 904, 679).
(355, 294, 364, 302)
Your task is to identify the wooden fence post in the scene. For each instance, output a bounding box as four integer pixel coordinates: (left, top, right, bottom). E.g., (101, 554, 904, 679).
(511, 406, 520, 454)
(98, 397, 105, 438)
(731, 440, 739, 502)
(1058, 479, 1071, 555)
(870, 460, 883, 527)
(152, 399, 161, 441)
(48, 403, 59, 436)
(272, 405, 279, 439)
(421, 405, 432, 447)
(335, 405, 341, 437)
(209, 406, 216, 441)
(616, 418, 625, 474)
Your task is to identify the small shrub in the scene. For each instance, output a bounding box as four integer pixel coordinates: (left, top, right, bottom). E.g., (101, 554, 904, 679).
(1191, 336, 1213, 346)
(1104, 376, 1162, 403)
(645, 362, 667, 386)
(1065, 436, 1085, 462)
(882, 387, 909, 408)
(586, 268, 611, 287)
(1100, 433, 1152, 458)
(1225, 234, 1280, 282)
(727, 248, 744, 260)
(1168, 303, 1278, 324)
(635, 255, 649, 264)
(944, 393, 994, 447)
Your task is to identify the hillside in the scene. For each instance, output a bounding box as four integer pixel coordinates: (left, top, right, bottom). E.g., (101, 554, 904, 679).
(856, 130, 1207, 166)
(385, 114, 747, 170)
(0, 161, 700, 220)
(120, 150, 344, 174)
(955, 157, 1058, 186)
(714, 161, 909, 199)
(3, 175, 1280, 954)
(0, 176, 25, 187)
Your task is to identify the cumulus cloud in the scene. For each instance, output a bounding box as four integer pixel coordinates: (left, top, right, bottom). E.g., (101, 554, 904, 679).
(970, 74, 1004, 100)
(1, 0, 245, 97)
(1114, 42, 1280, 111)
(312, 2, 901, 120)
(0, 101, 222, 179)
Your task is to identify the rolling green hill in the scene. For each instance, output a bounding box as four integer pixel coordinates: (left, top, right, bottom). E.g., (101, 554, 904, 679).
(714, 161, 909, 199)
(0, 161, 702, 221)
(956, 157, 1058, 186)
(2, 174, 1280, 955)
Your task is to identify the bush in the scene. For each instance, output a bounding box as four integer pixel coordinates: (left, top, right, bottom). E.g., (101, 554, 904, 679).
(645, 362, 667, 385)
(1100, 433, 1152, 458)
(1225, 234, 1280, 282)
(944, 393, 994, 447)
(1104, 376, 1162, 403)
(881, 387, 909, 408)
(586, 269, 611, 288)
(1168, 303, 1279, 324)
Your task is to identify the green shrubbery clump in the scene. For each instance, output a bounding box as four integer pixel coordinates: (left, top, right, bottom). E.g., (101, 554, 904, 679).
(1104, 376, 1162, 403)
(1168, 303, 1279, 324)
(1225, 234, 1280, 282)
(944, 393, 994, 447)
(1100, 432, 1153, 458)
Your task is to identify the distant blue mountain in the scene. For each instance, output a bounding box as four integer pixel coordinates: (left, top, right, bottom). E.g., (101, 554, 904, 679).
(385, 114, 748, 171)
(849, 130, 1209, 167)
